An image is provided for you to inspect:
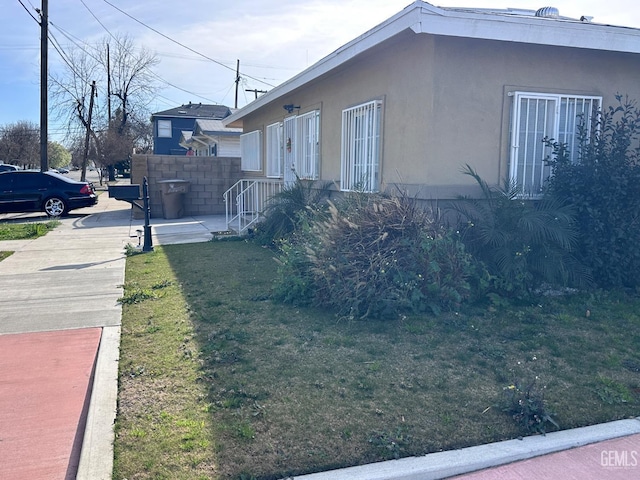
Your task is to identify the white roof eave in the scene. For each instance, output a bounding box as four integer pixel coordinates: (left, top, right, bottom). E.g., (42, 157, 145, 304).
(412, 11, 640, 53)
(190, 137, 210, 146)
(223, 1, 640, 125)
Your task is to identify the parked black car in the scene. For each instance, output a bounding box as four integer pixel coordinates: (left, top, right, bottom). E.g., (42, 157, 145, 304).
(0, 170, 98, 216)
(0, 164, 19, 172)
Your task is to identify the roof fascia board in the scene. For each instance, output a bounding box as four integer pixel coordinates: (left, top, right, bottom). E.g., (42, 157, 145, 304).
(190, 137, 209, 146)
(153, 113, 204, 120)
(411, 10, 640, 54)
(199, 134, 217, 142)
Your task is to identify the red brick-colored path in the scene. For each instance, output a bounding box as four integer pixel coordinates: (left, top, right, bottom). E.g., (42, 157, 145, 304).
(0, 328, 102, 480)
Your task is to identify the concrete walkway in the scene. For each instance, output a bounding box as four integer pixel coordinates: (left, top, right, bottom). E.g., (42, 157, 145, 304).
(1, 195, 639, 479)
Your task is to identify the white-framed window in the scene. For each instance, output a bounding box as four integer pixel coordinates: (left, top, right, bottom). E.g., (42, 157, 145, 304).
(282, 110, 320, 181)
(240, 130, 262, 172)
(266, 122, 283, 178)
(296, 111, 320, 179)
(510, 92, 601, 196)
(341, 100, 382, 192)
(157, 120, 172, 138)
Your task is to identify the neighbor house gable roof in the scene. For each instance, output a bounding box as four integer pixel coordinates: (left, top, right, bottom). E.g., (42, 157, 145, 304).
(179, 119, 242, 147)
(224, 0, 640, 126)
(153, 103, 232, 119)
(194, 119, 242, 137)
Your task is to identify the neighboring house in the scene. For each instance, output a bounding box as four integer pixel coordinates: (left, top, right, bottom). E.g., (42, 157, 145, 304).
(152, 103, 234, 155)
(223, 1, 640, 204)
(179, 119, 242, 157)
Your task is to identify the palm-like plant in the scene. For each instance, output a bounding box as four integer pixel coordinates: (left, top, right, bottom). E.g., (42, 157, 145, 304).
(253, 177, 333, 244)
(450, 165, 589, 296)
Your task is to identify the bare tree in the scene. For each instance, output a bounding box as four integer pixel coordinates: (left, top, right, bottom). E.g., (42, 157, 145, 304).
(98, 34, 159, 180)
(50, 45, 104, 142)
(0, 121, 40, 168)
(101, 35, 159, 134)
(49, 32, 159, 180)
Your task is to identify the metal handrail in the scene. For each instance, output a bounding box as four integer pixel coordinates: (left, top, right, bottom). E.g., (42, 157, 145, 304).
(223, 178, 283, 234)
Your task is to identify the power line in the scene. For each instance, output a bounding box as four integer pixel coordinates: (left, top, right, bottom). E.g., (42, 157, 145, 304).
(16, 0, 39, 24)
(54, 10, 220, 106)
(101, 0, 275, 88)
(50, 3, 262, 107)
(48, 22, 107, 82)
(48, 30, 91, 85)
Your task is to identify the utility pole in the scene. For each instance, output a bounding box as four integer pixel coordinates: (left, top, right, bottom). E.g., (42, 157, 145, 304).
(39, 0, 48, 172)
(234, 59, 240, 109)
(81, 81, 97, 182)
(245, 88, 267, 100)
(106, 43, 112, 121)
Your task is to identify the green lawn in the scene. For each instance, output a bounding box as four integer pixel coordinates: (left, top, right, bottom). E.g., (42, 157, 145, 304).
(113, 241, 640, 480)
(0, 220, 59, 241)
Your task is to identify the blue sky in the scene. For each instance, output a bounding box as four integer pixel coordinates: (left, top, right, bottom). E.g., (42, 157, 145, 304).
(2, 0, 639, 143)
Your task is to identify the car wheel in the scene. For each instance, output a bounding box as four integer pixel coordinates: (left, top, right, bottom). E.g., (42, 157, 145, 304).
(43, 197, 67, 217)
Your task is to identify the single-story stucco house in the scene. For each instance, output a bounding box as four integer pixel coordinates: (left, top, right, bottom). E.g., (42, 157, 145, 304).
(222, 1, 640, 220)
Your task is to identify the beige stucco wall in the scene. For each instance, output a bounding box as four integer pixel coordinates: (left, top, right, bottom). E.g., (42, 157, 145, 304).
(241, 29, 640, 199)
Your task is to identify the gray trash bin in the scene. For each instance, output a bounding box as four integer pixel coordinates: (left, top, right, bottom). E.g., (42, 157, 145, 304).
(158, 179, 190, 219)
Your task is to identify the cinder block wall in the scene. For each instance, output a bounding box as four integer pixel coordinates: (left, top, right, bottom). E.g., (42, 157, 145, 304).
(131, 155, 242, 218)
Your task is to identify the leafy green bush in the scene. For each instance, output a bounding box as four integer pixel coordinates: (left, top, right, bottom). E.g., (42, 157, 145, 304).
(451, 165, 588, 297)
(544, 95, 640, 288)
(274, 191, 483, 319)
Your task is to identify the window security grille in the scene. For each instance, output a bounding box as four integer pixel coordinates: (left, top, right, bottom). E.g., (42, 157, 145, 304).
(510, 92, 600, 196)
(240, 130, 262, 172)
(341, 100, 382, 192)
(266, 122, 283, 178)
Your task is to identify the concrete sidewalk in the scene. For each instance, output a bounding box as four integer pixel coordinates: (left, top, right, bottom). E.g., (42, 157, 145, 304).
(1, 196, 639, 479)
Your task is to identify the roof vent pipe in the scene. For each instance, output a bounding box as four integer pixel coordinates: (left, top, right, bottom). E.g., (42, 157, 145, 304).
(535, 6, 560, 18)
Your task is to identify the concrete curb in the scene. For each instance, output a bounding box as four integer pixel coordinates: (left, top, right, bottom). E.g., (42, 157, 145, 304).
(76, 326, 121, 480)
(294, 418, 640, 480)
